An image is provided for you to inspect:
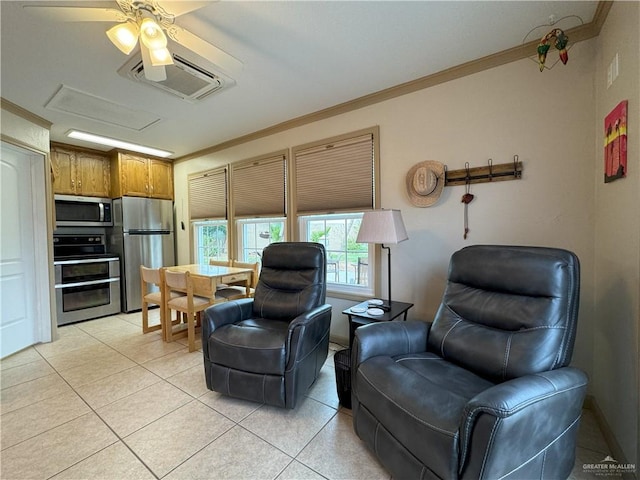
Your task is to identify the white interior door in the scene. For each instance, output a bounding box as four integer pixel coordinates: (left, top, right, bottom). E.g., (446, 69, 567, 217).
(0, 141, 49, 358)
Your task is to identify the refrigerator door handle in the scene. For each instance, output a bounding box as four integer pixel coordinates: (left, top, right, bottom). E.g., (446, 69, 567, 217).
(126, 230, 172, 235)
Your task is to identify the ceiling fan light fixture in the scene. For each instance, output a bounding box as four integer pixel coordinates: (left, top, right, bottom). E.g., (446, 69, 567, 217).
(149, 47, 174, 66)
(140, 17, 167, 50)
(106, 21, 139, 55)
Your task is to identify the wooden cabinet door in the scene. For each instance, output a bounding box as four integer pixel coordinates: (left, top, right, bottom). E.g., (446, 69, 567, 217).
(120, 153, 149, 197)
(148, 159, 173, 199)
(51, 148, 77, 194)
(76, 152, 110, 197)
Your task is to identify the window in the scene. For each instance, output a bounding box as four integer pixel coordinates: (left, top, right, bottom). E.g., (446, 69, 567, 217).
(193, 220, 228, 264)
(188, 167, 228, 263)
(237, 218, 286, 262)
(232, 152, 287, 263)
(300, 213, 372, 295)
(186, 128, 378, 299)
(293, 128, 378, 297)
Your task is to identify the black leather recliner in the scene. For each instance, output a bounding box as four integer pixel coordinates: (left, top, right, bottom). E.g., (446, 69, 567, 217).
(202, 242, 332, 409)
(352, 245, 587, 479)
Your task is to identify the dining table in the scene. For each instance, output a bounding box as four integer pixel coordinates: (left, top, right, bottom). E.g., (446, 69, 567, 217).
(160, 263, 255, 344)
(165, 263, 255, 299)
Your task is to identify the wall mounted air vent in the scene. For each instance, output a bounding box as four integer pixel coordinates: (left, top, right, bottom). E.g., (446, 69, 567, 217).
(118, 53, 234, 102)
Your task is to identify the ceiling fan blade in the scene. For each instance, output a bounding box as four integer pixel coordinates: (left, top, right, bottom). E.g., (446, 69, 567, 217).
(166, 25, 243, 77)
(22, 6, 127, 22)
(158, 2, 212, 17)
(140, 44, 167, 82)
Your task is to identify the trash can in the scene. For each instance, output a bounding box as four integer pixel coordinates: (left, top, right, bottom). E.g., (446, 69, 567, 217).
(334, 348, 352, 409)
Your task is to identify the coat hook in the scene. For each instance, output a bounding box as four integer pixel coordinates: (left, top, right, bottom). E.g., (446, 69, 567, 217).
(513, 155, 520, 178)
(465, 162, 471, 182)
(488, 158, 493, 181)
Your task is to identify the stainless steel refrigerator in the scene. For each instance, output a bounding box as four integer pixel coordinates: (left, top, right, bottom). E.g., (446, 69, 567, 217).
(110, 197, 175, 312)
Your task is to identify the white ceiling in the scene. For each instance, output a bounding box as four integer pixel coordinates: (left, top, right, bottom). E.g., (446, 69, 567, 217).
(1, 1, 599, 159)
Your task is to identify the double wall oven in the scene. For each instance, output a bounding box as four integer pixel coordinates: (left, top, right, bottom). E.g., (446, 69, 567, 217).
(53, 233, 121, 326)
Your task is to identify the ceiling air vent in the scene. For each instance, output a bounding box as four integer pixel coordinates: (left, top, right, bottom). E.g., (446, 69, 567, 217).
(118, 53, 233, 102)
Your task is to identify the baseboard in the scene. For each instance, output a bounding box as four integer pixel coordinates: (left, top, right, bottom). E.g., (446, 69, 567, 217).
(329, 334, 349, 349)
(583, 394, 637, 479)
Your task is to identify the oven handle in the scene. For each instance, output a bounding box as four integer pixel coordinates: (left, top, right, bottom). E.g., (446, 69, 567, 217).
(55, 277, 120, 289)
(54, 257, 119, 265)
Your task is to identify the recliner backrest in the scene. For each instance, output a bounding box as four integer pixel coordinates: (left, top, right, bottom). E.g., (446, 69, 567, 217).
(427, 245, 580, 383)
(252, 242, 327, 320)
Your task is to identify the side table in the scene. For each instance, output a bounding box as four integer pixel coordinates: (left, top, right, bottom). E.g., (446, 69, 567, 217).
(342, 300, 414, 347)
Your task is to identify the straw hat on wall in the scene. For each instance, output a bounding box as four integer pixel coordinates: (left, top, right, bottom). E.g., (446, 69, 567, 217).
(406, 160, 445, 207)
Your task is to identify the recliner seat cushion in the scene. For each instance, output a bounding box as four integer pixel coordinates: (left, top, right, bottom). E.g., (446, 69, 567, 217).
(208, 318, 290, 375)
(356, 352, 494, 479)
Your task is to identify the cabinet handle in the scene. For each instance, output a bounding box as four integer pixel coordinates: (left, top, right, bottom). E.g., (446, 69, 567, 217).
(146, 184, 149, 191)
(78, 180, 82, 188)
(71, 180, 74, 187)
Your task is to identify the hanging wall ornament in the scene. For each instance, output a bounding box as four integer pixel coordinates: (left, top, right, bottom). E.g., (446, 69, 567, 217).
(522, 14, 583, 72)
(461, 162, 474, 239)
(537, 28, 568, 71)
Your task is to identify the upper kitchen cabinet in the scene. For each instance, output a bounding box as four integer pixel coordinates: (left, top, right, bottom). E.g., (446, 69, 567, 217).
(111, 152, 174, 200)
(51, 144, 110, 197)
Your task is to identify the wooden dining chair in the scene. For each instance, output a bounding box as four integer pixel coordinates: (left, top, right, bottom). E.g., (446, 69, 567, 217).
(163, 269, 216, 352)
(140, 266, 164, 334)
(209, 259, 231, 267)
(140, 266, 184, 339)
(214, 260, 259, 301)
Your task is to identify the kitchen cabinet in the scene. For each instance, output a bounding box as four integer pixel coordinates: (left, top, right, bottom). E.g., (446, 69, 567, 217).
(51, 145, 110, 197)
(111, 152, 173, 200)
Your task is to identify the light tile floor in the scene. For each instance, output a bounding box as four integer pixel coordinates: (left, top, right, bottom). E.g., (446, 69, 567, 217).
(1, 310, 611, 479)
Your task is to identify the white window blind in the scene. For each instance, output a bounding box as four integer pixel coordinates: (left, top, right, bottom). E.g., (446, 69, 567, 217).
(232, 154, 286, 217)
(189, 168, 227, 220)
(294, 133, 374, 213)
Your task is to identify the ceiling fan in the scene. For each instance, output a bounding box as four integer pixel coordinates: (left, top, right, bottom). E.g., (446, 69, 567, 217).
(24, 1, 243, 82)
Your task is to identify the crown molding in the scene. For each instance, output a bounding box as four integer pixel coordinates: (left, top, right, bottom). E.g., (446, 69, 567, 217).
(177, 1, 613, 163)
(1, 97, 52, 129)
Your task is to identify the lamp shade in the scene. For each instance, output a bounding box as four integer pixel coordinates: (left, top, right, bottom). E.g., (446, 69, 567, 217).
(149, 47, 174, 66)
(106, 21, 139, 55)
(356, 209, 408, 245)
(140, 17, 168, 50)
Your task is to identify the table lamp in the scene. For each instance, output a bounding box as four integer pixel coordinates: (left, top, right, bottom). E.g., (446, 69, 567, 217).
(356, 209, 408, 309)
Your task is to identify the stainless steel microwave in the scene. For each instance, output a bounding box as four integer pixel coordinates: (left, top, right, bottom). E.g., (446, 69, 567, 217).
(54, 194, 113, 227)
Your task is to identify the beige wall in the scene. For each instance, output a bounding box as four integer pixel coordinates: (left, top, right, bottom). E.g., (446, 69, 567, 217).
(175, 38, 597, 366)
(593, 1, 639, 466)
(174, 14, 639, 461)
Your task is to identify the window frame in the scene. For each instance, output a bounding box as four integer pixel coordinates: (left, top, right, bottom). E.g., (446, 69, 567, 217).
(186, 127, 380, 300)
(299, 212, 374, 298)
(291, 127, 380, 300)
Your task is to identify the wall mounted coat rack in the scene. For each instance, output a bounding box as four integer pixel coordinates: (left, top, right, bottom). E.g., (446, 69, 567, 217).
(444, 156, 523, 186)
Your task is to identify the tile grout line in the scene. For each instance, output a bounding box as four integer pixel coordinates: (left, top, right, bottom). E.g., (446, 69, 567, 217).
(33, 336, 163, 480)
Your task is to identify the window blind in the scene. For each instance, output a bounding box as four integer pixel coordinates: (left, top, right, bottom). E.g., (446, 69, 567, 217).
(294, 133, 374, 213)
(232, 154, 286, 217)
(188, 168, 227, 220)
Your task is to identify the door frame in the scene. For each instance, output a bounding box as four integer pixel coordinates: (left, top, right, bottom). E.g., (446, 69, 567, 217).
(1, 138, 55, 353)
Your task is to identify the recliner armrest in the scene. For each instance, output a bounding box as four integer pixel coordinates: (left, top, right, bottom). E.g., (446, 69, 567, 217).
(459, 367, 588, 479)
(202, 299, 254, 358)
(286, 304, 332, 370)
(353, 320, 431, 369)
